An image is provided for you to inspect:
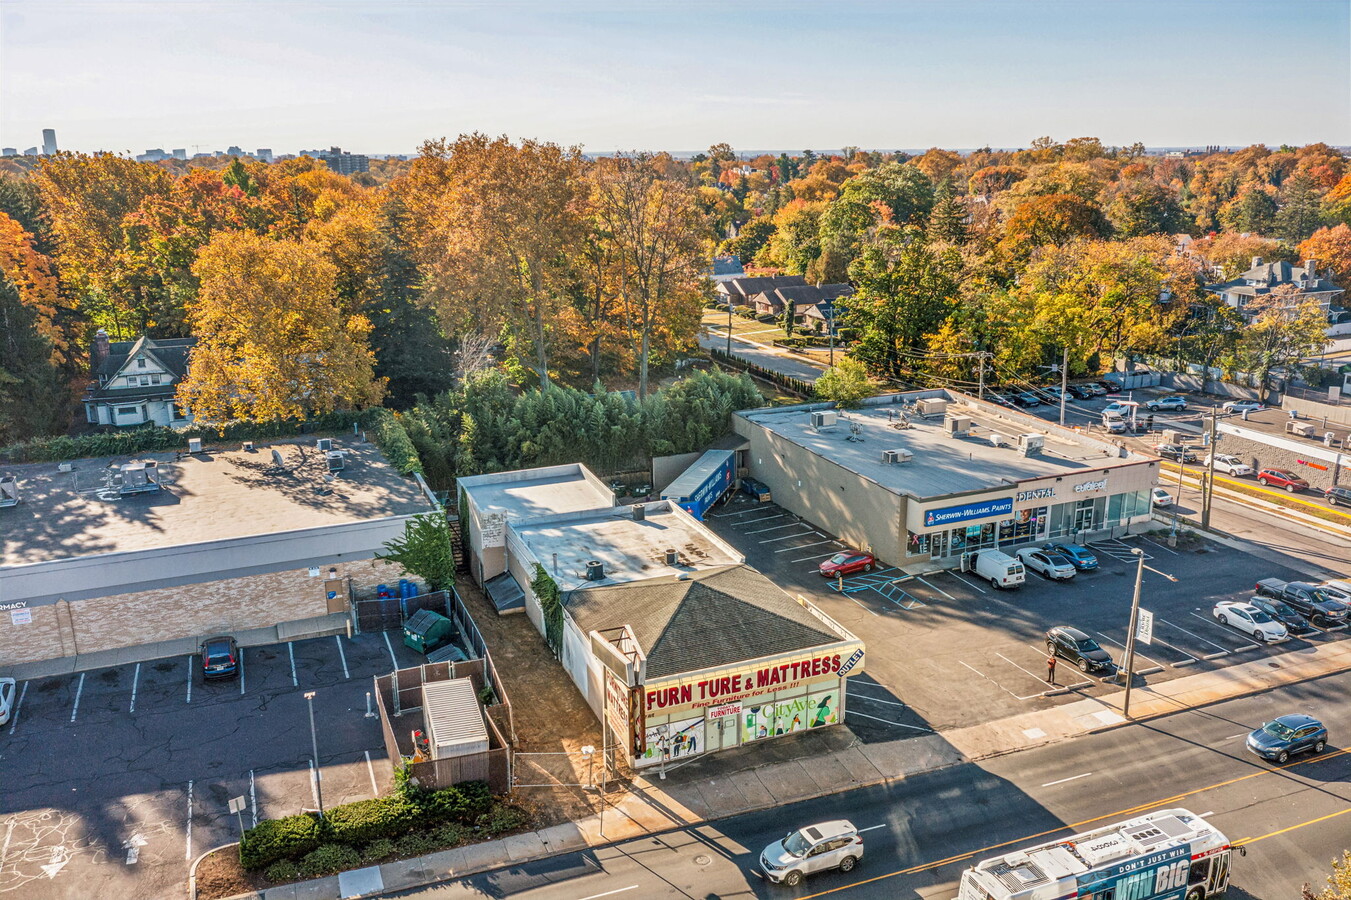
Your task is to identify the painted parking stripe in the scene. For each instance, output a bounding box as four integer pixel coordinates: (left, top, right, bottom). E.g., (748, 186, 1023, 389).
(948, 572, 988, 595)
(1160, 618, 1228, 652)
(239, 649, 247, 695)
(792, 551, 841, 563)
(959, 660, 1043, 701)
(1094, 632, 1168, 671)
(916, 577, 957, 601)
(1189, 611, 1261, 650)
(287, 642, 298, 687)
(747, 522, 808, 536)
(711, 507, 779, 519)
(776, 538, 838, 553)
(335, 636, 350, 679)
(186, 655, 194, 703)
(740, 514, 787, 529)
(857, 824, 889, 833)
(1042, 772, 1093, 787)
(847, 691, 907, 708)
(69, 672, 85, 723)
(759, 529, 814, 544)
(249, 769, 258, 828)
(843, 593, 881, 617)
(129, 663, 140, 713)
(7, 681, 26, 735)
(185, 780, 193, 861)
(846, 710, 933, 732)
(365, 750, 380, 796)
(575, 886, 639, 900)
(382, 632, 398, 670)
(308, 758, 321, 810)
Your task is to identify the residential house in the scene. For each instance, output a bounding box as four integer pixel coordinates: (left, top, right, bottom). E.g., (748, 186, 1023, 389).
(83, 330, 196, 427)
(1204, 258, 1344, 325)
(751, 283, 854, 319)
(709, 255, 746, 283)
(714, 274, 807, 307)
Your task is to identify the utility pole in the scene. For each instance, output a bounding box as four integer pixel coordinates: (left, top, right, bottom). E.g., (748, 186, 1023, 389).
(828, 302, 836, 367)
(1201, 408, 1217, 531)
(977, 352, 987, 400)
(1059, 346, 1069, 427)
(1121, 549, 1145, 717)
(726, 297, 733, 356)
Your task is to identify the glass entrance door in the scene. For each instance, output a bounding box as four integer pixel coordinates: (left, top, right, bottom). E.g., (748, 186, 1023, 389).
(930, 531, 948, 560)
(1073, 502, 1095, 533)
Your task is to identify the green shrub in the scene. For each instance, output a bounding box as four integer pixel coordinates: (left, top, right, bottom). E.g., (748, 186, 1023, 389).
(365, 408, 423, 475)
(407, 781, 494, 825)
(298, 843, 361, 879)
(394, 831, 439, 858)
(240, 813, 323, 870)
(478, 803, 529, 836)
(263, 860, 302, 883)
(326, 796, 419, 846)
(432, 822, 469, 846)
(363, 838, 397, 862)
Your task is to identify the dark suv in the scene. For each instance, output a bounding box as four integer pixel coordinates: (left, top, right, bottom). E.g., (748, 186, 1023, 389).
(200, 636, 240, 680)
(1248, 596, 1315, 636)
(1046, 626, 1114, 674)
(1326, 486, 1351, 507)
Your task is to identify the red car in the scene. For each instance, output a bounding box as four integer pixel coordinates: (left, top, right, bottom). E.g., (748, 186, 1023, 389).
(818, 551, 877, 577)
(1257, 469, 1309, 492)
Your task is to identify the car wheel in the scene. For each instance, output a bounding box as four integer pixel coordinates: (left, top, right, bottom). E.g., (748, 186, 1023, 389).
(1253, 629, 1266, 642)
(1078, 659, 1090, 673)
(865, 562, 874, 573)
(1315, 740, 1326, 753)
(784, 870, 803, 887)
(1331, 496, 1340, 506)
(1277, 750, 1290, 764)
(1287, 484, 1296, 493)
(1258, 478, 1268, 486)
(839, 856, 857, 873)
(1218, 614, 1228, 625)
(990, 577, 1001, 589)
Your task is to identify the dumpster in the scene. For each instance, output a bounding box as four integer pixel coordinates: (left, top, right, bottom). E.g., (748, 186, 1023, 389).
(403, 609, 456, 654)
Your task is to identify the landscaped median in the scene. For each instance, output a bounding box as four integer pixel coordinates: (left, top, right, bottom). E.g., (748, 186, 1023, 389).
(1158, 461, 1351, 529)
(194, 775, 531, 900)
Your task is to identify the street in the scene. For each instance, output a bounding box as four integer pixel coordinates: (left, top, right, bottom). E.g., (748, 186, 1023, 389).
(387, 670, 1351, 899)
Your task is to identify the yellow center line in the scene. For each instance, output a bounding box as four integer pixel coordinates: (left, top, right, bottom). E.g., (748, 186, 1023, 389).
(796, 748, 1351, 899)
(1232, 805, 1351, 847)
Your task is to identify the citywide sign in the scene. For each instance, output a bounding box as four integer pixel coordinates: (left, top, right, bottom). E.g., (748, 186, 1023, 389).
(642, 642, 865, 719)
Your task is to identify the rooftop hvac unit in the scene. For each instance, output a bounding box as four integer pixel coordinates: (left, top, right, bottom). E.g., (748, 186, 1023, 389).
(944, 415, 972, 437)
(326, 450, 345, 472)
(585, 559, 606, 581)
(57, 462, 73, 473)
(1161, 429, 1180, 445)
(633, 503, 646, 521)
(989, 433, 1008, 448)
(665, 548, 679, 566)
(917, 398, 948, 417)
(0, 475, 17, 508)
(1017, 434, 1045, 456)
(317, 438, 333, 452)
(243, 441, 255, 452)
(1287, 421, 1315, 438)
(118, 460, 161, 495)
(810, 410, 838, 430)
(881, 448, 913, 465)
(187, 438, 203, 454)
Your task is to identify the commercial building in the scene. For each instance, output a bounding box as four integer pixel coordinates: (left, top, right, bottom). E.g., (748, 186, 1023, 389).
(42, 128, 57, 156)
(316, 146, 370, 175)
(734, 390, 1160, 567)
(459, 463, 865, 770)
(0, 438, 429, 667)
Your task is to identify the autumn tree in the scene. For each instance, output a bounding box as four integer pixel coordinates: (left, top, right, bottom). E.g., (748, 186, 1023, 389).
(1000, 193, 1109, 255)
(1219, 185, 1278, 235)
(720, 217, 774, 264)
(423, 134, 585, 388)
(180, 231, 385, 422)
(968, 165, 1026, 200)
(1275, 171, 1324, 243)
(763, 200, 827, 274)
(1297, 224, 1351, 281)
(1191, 232, 1294, 280)
(813, 357, 873, 408)
(1105, 179, 1186, 238)
(1237, 284, 1329, 394)
(588, 154, 709, 398)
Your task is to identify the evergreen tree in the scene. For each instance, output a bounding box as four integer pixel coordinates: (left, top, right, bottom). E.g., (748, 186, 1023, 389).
(1276, 172, 1324, 243)
(927, 181, 969, 243)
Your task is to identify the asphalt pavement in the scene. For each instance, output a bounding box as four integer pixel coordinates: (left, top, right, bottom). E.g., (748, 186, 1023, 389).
(387, 670, 1351, 900)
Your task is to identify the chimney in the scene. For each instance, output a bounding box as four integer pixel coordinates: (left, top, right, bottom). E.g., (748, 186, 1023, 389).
(1305, 259, 1317, 280)
(1251, 256, 1263, 270)
(93, 328, 111, 371)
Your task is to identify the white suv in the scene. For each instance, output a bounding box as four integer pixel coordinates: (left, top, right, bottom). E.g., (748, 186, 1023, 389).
(1205, 454, 1253, 477)
(761, 820, 864, 886)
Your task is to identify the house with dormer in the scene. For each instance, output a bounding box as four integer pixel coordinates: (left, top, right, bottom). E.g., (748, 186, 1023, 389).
(1204, 257, 1344, 324)
(83, 329, 196, 427)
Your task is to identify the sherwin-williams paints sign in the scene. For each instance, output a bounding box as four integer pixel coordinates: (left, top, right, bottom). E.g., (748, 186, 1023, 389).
(923, 497, 1014, 528)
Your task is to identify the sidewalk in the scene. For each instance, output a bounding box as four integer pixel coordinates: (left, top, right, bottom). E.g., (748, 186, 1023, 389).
(206, 624, 1351, 900)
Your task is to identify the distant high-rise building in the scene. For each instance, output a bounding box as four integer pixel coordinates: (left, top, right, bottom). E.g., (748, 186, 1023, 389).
(23, 147, 38, 156)
(41, 129, 57, 155)
(316, 146, 369, 175)
(1, 148, 16, 157)
(256, 148, 273, 163)
(172, 148, 187, 160)
(226, 145, 243, 157)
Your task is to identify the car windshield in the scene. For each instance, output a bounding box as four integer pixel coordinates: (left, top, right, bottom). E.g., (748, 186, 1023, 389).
(1248, 609, 1274, 623)
(1262, 721, 1296, 739)
(1076, 638, 1101, 652)
(827, 554, 850, 565)
(783, 831, 812, 857)
(205, 644, 232, 662)
(1269, 602, 1295, 617)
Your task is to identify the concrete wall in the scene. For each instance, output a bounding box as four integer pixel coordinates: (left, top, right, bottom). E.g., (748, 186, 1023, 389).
(1, 556, 397, 667)
(1165, 374, 1261, 402)
(1212, 427, 1347, 491)
(735, 417, 903, 564)
(1282, 396, 1351, 428)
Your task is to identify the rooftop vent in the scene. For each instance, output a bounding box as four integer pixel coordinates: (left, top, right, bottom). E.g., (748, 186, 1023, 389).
(990, 433, 1008, 448)
(187, 437, 203, 454)
(585, 560, 606, 581)
(58, 462, 73, 473)
(881, 448, 913, 465)
(810, 410, 838, 430)
(633, 503, 646, 521)
(243, 441, 255, 452)
(665, 548, 679, 566)
(917, 398, 947, 417)
(317, 438, 333, 452)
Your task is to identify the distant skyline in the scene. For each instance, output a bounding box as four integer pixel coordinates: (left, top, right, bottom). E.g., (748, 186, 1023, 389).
(3, 0, 1348, 156)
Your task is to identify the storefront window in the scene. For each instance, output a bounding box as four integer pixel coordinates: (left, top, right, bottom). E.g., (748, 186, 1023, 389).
(907, 531, 930, 556)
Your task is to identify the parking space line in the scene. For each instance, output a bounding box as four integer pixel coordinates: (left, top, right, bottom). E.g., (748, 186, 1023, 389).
(69, 672, 85, 723)
(916, 577, 956, 601)
(186, 655, 193, 703)
(7, 681, 26, 734)
(998, 652, 1055, 687)
(847, 691, 907, 708)
(741, 515, 788, 531)
(287, 642, 298, 687)
(843, 593, 881, 617)
(759, 530, 813, 544)
(948, 572, 988, 595)
(1162, 618, 1228, 652)
(382, 632, 398, 670)
(1142, 536, 1179, 555)
(365, 750, 379, 796)
(1043, 772, 1093, 787)
(185, 780, 193, 861)
(239, 649, 246, 695)
(308, 759, 321, 810)
(1188, 611, 1260, 650)
(710, 507, 777, 519)
(747, 522, 807, 536)
(792, 551, 840, 563)
(129, 663, 140, 713)
(1094, 632, 1167, 671)
(775, 538, 837, 553)
(249, 770, 258, 828)
(335, 636, 350, 679)
(959, 660, 1043, 701)
(846, 710, 933, 733)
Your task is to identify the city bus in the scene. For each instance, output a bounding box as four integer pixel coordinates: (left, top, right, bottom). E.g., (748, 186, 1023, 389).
(957, 809, 1239, 900)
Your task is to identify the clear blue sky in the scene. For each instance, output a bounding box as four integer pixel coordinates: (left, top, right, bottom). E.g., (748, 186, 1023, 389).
(2, 0, 1347, 156)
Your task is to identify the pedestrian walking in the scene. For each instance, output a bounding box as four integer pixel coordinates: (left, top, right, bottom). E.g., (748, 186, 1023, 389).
(1046, 654, 1057, 685)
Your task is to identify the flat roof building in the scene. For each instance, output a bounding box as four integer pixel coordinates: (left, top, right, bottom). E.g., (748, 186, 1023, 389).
(735, 390, 1160, 567)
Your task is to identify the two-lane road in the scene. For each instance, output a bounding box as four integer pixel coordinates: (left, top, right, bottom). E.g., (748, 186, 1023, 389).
(389, 672, 1351, 900)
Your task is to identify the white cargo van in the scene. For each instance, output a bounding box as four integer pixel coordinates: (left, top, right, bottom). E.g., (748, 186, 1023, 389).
(974, 550, 1025, 590)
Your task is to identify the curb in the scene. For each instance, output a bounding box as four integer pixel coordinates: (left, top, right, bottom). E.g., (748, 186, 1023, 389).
(190, 841, 238, 900)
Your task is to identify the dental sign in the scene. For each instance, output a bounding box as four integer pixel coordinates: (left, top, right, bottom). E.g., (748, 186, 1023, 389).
(924, 497, 1013, 527)
(1016, 487, 1056, 502)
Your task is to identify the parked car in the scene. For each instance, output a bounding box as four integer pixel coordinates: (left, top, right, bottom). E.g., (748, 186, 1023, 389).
(1316, 581, 1351, 605)
(1212, 600, 1288, 643)
(1325, 485, 1351, 507)
(1246, 714, 1328, 764)
(1145, 396, 1188, 412)
(1257, 468, 1309, 492)
(1223, 400, 1263, 413)
(1040, 386, 1066, 401)
(1068, 384, 1095, 400)
(0, 677, 15, 727)
(1082, 383, 1108, 397)
(1102, 401, 1131, 417)
(1015, 547, 1077, 581)
(986, 391, 1016, 408)
(1205, 454, 1253, 477)
(760, 820, 864, 886)
(200, 635, 240, 680)
(1045, 625, 1114, 674)
(1248, 596, 1315, 636)
(1102, 412, 1128, 434)
(1153, 443, 1197, 463)
(819, 551, 876, 577)
(740, 476, 772, 502)
(1255, 578, 1349, 628)
(1097, 379, 1122, 393)
(1042, 542, 1099, 570)
(1151, 488, 1174, 507)
(1012, 392, 1042, 408)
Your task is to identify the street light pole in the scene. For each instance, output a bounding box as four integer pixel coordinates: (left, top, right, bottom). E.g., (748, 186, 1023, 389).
(828, 302, 836, 367)
(1121, 549, 1145, 717)
(1202, 408, 1218, 531)
(304, 691, 324, 817)
(1059, 346, 1069, 427)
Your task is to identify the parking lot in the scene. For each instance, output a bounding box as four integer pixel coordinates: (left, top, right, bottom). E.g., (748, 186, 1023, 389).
(0, 630, 430, 900)
(703, 494, 1348, 738)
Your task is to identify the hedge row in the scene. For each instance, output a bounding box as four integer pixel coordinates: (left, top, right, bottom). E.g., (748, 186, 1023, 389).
(364, 408, 423, 476)
(239, 780, 494, 870)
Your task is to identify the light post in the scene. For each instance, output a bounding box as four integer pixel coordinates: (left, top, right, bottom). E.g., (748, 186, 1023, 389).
(1119, 549, 1178, 717)
(304, 690, 324, 818)
(727, 294, 733, 356)
(1170, 458, 1186, 542)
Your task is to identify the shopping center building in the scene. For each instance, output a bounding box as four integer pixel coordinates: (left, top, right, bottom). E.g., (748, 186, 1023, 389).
(733, 390, 1160, 567)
